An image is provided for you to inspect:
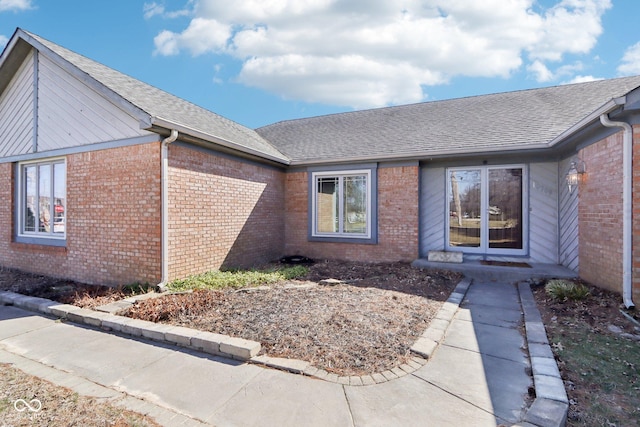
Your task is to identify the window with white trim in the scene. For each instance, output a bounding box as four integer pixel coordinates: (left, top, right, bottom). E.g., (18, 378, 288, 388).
(19, 158, 66, 240)
(312, 170, 371, 239)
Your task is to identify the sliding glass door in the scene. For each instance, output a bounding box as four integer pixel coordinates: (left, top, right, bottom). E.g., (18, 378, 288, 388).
(447, 165, 526, 255)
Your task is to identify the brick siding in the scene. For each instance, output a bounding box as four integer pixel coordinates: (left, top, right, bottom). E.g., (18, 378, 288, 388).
(166, 144, 285, 279)
(578, 132, 624, 294)
(283, 166, 419, 262)
(0, 143, 162, 286)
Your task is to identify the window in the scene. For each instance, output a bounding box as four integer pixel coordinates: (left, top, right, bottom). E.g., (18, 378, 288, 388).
(18, 158, 66, 241)
(312, 170, 372, 239)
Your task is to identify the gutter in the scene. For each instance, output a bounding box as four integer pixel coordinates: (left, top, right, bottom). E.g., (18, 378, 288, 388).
(151, 117, 290, 166)
(546, 97, 626, 149)
(157, 129, 178, 292)
(600, 114, 635, 309)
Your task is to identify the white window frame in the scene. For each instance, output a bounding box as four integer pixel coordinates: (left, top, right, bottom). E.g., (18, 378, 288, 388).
(445, 164, 528, 256)
(17, 157, 67, 241)
(311, 169, 372, 239)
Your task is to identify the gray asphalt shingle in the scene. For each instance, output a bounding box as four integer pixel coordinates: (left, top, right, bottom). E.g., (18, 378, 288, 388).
(257, 76, 640, 164)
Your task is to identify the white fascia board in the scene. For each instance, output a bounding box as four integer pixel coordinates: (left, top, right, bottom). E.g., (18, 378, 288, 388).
(0, 28, 22, 68)
(150, 116, 291, 165)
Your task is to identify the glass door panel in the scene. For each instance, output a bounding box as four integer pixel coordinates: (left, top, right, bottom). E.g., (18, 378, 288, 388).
(488, 168, 523, 249)
(447, 166, 526, 254)
(448, 169, 482, 248)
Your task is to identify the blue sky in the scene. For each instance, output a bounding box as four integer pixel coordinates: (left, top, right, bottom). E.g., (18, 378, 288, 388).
(2, 0, 640, 129)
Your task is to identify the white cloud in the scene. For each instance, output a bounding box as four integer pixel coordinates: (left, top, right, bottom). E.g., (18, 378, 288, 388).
(618, 41, 640, 76)
(153, 0, 612, 108)
(144, 1, 191, 19)
(154, 17, 230, 56)
(0, 35, 8, 50)
(528, 60, 587, 82)
(153, 30, 180, 56)
(0, 0, 33, 12)
(527, 60, 554, 82)
(143, 2, 165, 19)
(563, 75, 602, 84)
(527, 0, 611, 61)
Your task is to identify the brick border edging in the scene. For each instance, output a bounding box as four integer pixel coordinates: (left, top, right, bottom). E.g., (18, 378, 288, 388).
(0, 291, 260, 361)
(518, 282, 569, 427)
(0, 277, 472, 386)
(249, 277, 472, 385)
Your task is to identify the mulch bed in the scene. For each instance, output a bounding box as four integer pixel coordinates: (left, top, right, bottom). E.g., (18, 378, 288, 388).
(0, 267, 144, 309)
(0, 261, 461, 377)
(125, 261, 461, 376)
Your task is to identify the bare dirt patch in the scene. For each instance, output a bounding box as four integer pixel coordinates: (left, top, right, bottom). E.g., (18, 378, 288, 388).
(0, 363, 160, 426)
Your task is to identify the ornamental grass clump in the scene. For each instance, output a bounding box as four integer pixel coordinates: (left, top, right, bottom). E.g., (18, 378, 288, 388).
(545, 279, 590, 302)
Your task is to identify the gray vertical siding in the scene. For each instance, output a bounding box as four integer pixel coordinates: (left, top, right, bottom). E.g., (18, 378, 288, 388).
(0, 48, 152, 160)
(0, 50, 34, 157)
(558, 157, 579, 271)
(37, 54, 149, 152)
(419, 166, 446, 256)
(529, 162, 559, 264)
(420, 162, 566, 265)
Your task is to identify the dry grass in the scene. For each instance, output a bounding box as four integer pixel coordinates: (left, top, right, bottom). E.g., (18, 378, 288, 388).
(0, 363, 160, 426)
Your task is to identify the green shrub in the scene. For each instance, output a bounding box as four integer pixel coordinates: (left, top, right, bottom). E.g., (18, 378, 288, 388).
(545, 279, 590, 302)
(167, 265, 308, 291)
(119, 282, 153, 295)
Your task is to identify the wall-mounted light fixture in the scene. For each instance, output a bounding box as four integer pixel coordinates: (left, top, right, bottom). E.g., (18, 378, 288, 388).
(566, 160, 586, 193)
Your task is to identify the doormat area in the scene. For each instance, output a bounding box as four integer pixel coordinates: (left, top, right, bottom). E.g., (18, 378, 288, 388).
(480, 260, 532, 268)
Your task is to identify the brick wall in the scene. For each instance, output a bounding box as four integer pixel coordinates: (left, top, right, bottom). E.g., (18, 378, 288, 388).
(0, 143, 162, 286)
(167, 145, 285, 279)
(283, 165, 419, 262)
(578, 132, 624, 294)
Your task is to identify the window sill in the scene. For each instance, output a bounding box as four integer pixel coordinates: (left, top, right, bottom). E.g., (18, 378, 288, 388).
(309, 235, 378, 245)
(14, 235, 67, 248)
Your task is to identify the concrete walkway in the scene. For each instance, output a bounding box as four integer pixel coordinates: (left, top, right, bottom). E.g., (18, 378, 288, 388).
(0, 272, 569, 426)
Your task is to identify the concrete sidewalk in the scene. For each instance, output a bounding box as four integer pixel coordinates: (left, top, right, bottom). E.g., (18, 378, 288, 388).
(0, 278, 567, 426)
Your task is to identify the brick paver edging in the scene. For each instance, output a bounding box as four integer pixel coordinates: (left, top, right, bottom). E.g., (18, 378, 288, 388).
(0, 291, 260, 361)
(518, 282, 569, 427)
(0, 277, 471, 386)
(249, 277, 472, 386)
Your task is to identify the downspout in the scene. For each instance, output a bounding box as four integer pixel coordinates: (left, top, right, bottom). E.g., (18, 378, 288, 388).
(600, 114, 634, 308)
(157, 129, 178, 292)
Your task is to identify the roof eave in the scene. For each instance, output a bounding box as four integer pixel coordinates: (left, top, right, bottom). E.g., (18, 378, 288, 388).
(150, 117, 291, 166)
(290, 96, 630, 167)
(288, 143, 554, 167)
(545, 96, 626, 149)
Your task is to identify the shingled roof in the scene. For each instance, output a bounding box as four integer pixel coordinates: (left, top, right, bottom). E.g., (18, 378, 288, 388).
(5, 29, 640, 168)
(257, 76, 640, 165)
(12, 29, 289, 164)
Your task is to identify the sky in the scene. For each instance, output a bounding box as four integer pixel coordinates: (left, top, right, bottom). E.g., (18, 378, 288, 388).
(1, 0, 640, 129)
